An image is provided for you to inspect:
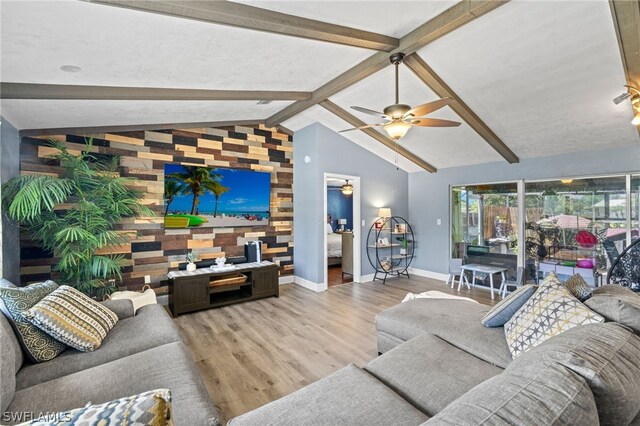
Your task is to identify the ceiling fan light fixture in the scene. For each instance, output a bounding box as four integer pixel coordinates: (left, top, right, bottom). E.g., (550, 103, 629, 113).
(384, 120, 412, 140)
(341, 180, 353, 195)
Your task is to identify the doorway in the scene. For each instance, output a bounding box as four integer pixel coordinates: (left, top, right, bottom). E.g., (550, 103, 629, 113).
(324, 173, 361, 287)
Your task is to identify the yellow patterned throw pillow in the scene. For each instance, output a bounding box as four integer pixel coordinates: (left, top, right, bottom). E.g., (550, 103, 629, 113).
(17, 389, 172, 425)
(24, 285, 118, 352)
(504, 273, 604, 358)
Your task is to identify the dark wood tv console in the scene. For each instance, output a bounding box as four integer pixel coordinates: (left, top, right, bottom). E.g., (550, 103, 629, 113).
(168, 261, 279, 316)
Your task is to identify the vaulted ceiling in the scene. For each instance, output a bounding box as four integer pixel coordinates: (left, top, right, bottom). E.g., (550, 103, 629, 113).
(1, 0, 638, 173)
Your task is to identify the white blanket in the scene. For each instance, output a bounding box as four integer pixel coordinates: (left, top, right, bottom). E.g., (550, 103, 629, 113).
(327, 233, 342, 258)
(402, 290, 479, 304)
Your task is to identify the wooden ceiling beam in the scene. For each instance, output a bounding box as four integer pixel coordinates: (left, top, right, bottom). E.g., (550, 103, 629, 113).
(265, 0, 509, 128)
(403, 53, 519, 163)
(18, 119, 265, 137)
(319, 99, 437, 173)
(609, 0, 640, 136)
(85, 0, 398, 51)
(1, 83, 311, 101)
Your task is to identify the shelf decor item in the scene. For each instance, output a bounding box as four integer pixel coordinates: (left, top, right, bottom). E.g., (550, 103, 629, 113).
(366, 216, 415, 284)
(397, 237, 412, 255)
(186, 251, 197, 272)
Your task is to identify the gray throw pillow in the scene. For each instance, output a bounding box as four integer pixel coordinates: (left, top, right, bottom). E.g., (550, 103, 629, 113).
(0, 281, 68, 362)
(564, 273, 593, 301)
(585, 285, 640, 334)
(506, 322, 640, 426)
(481, 284, 537, 327)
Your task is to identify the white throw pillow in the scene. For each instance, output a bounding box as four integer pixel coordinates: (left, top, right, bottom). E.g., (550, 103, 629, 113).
(325, 223, 334, 234)
(109, 287, 157, 313)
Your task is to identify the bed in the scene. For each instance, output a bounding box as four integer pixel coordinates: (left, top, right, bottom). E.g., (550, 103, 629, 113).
(326, 222, 343, 265)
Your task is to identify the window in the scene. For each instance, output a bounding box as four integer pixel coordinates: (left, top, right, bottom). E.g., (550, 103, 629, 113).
(524, 176, 627, 284)
(451, 183, 518, 258)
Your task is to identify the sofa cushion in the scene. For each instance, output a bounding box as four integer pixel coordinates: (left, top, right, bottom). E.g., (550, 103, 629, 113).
(481, 284, 537, 327)
(506, 322, 640, 426)
(228, 364, 429, 426)
(6, 342, 220, 426)
(504, 274, 603, 358)
(365, 334, 503, 417)
(375, 299, 512, 368)
(18, 389, 173, 426)
(16, 303, 181, 390)
(24, 285, 118, 352)
(585, 285, 640, 334)
(0, 281, 67, 363)
(425, 363, 599, 426)
(0, 313, 21, 412)
(376, 331, 405, 354)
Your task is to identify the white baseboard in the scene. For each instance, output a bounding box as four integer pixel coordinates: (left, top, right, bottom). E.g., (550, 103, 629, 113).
(279, 275, 294, 285)
(294, 276, 327, 292)
(358, 273, 375, 283)
(407, 267, 449, 282)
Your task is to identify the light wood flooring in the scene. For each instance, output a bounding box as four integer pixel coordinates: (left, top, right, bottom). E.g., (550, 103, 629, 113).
(173, 275, 498, 423)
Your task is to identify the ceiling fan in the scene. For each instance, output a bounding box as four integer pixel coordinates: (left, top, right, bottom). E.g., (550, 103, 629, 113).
(340, 53, 461, 140)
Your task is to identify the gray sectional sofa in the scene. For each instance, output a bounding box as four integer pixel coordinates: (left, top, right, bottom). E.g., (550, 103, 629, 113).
(230, 297, 640, 426)
(1, 298, 220, 425)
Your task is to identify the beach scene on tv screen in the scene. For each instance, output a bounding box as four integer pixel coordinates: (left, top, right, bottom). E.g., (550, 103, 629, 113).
(164, 164, 270, 228)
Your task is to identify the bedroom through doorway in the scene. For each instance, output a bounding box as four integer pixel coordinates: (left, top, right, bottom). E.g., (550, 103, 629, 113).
(324, 174, 360, 287)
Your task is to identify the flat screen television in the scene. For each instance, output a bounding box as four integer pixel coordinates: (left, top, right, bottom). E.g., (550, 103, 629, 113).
(164, 163, 271, 228)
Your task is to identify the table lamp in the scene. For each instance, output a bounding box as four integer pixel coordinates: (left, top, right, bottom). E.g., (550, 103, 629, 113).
(338, 218, 347, 231)
(378, 208, 391, 218)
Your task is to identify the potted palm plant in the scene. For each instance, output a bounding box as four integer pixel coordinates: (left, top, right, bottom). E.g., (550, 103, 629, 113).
(1, 139, 154, 297)
(396, 237, 412, 256)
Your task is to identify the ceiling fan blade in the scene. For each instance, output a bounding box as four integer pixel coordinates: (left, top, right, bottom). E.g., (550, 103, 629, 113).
(339, 123, 386, 133)
(404, 97, 453, 118)
(410, 118, 461, 127)
(351, 106, 388, 119)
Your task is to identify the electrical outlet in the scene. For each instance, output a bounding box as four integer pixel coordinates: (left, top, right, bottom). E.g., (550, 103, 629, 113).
(437, 219, 442, 226)
(144, 275, 151, 284)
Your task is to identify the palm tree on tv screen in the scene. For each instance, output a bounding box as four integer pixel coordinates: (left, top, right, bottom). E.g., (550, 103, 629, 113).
(167, 167, 222, 215)
(208, 182, 230, 217)
(164, 179, 184, 215)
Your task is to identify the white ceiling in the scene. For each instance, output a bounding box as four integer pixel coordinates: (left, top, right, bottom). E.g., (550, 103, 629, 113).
(0, 0, 370, 90)
(1, 0, 637, 173)
(418, 0, 638, 159)
(233, 1, 458, 38)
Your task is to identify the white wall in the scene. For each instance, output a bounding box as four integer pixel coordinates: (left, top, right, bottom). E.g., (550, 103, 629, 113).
(293, 123, 409, 285)
(409, 143, 640, 275)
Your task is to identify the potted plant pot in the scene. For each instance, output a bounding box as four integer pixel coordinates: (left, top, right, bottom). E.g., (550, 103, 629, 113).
(186, 262, 197, 272)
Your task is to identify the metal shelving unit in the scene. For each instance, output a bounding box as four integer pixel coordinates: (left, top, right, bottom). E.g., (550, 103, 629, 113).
(366, 216, 415, 284)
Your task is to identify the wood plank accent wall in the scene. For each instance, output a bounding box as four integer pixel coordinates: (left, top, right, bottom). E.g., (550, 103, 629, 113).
(18, 125, 294, 293)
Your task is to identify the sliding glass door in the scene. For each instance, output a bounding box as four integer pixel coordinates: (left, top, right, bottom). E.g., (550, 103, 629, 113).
(450, 173, 639, 286)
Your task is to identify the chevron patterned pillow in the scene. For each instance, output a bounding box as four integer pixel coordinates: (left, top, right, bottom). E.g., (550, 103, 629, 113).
(504, 273, 604, 358)
(18, 389, 172, 425)
(24, 285, 118, 352)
